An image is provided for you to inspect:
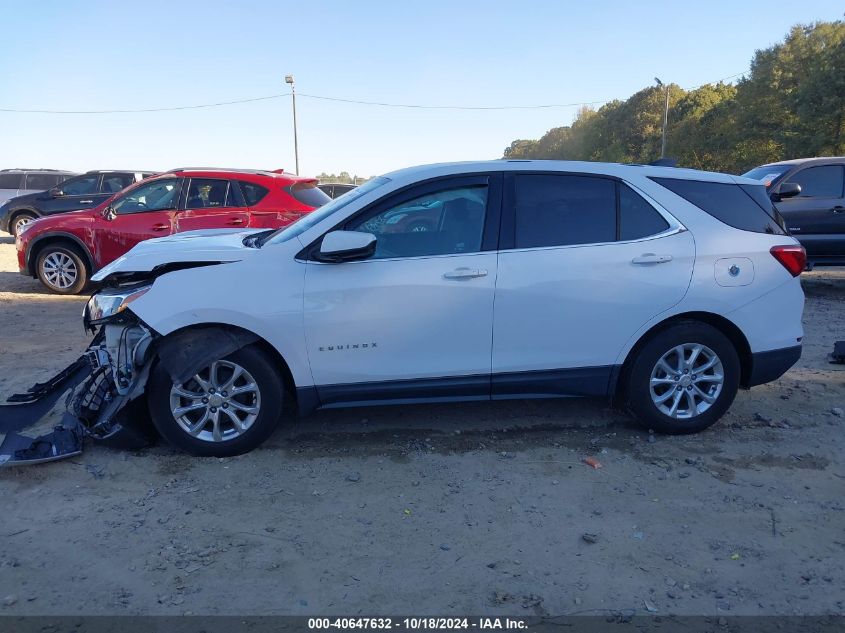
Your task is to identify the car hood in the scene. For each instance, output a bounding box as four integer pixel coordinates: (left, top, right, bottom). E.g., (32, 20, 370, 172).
(91, 228, 263, 281)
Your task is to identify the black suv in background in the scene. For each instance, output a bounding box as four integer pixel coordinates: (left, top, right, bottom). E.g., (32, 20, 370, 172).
(743, 157, 845, 267)
(0, 170, 155, 235)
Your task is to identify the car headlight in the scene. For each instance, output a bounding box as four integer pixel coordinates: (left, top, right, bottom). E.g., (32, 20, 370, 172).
(85, 285, 151, 326)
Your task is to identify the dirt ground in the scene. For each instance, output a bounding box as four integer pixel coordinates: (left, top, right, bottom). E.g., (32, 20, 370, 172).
(0, 234, 843, 617)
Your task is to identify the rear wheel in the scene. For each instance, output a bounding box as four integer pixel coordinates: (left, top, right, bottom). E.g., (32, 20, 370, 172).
(147, 345, 285, 456)
(11, 212, 36, 236)
(625, 321, 740, 434)
(35, 244, 88, 294)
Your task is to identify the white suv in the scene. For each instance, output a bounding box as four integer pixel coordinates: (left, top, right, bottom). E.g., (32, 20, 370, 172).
(80, 160, 805, 456)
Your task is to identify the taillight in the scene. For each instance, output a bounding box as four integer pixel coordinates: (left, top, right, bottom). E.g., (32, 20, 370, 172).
(770, 245, 806, 277)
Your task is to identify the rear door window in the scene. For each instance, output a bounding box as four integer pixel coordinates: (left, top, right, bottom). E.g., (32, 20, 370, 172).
(513, 175, 616, 248)
(61, 174, 100, 195)
(101, 173, 136, 193)
(788, 165, 845, 198)
(651, 177, 786, 235)
(186, 178, 236, 209)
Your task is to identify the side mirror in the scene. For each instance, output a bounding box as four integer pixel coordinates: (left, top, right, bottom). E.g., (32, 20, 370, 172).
(318, 230, 376, 262)
(48, 187, 63, 198)
(771, 182, 801, 201)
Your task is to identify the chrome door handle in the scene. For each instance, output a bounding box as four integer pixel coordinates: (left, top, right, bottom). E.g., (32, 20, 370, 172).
(632, 253, 673, 265)
(443, 267, 488, 280)
(227, 218, 245, 225)
(151, 223, 169, 232)
(79, 199, 93, 204)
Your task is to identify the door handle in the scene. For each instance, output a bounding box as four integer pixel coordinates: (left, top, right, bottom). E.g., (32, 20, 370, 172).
(833, 206, 845, 214)
(226, 218, 245, 225)
(443, 267, 488, 280)
(151, 223, 169, 232)
(632, 253, 673, 265)
(79, 199, 93, 204)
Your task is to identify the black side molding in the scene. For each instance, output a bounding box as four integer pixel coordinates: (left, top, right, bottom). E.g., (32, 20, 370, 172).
(745, 345, 802, 388)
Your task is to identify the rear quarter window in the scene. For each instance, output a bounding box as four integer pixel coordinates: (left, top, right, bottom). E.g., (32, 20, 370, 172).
(0, 174, 23, 189)
(650, 177, 786, 235)
(239, 181, 269, 206)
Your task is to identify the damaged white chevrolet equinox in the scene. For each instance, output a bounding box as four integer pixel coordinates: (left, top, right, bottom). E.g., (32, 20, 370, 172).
(63, 161, 805, 456)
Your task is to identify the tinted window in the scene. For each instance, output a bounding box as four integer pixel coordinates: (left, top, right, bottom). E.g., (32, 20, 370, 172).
(24, 173, 62, 190)
(349, 185, 488, 259)
(186, 179, 234, 209)
(61, 174, 99, 195)
(514, 175, 615, 248)
(0, 174, 23, 189)
(620, 184, 669, 240)
(289, 182, 331, 208)
(739, 183, 788, 232)
(651, 177, 786, 235)
(239, 181, 269, 206)
(318, 184, 334, 198)
(101, 173, 135, 193)
(113, 178, 179, 214)
(788, 165, 845, 198)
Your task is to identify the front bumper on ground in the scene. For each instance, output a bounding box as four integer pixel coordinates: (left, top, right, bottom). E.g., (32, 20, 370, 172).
(746, 345, 802, 388)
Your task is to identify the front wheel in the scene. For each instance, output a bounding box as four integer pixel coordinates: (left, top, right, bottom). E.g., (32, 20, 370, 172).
(625, 322, 740, 434)
(11, 212, 37, 236)
(36, 244, 88, 294)
(147, 345, 285, 456)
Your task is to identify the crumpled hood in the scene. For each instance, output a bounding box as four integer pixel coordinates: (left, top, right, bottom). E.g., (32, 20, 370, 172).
(91, 228, 263, 281)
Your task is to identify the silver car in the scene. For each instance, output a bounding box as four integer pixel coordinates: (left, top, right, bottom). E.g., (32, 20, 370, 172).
(0, 169, 76, 206)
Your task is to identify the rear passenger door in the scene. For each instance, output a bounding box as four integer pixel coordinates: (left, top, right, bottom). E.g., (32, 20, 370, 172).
(174, 178, 250, 233)
(491, 173, 695, 397)
(776, 164, 845, 259)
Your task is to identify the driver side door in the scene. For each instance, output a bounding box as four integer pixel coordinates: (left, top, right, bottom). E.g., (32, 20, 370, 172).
(303, 174, 502, 406)
(92, 178, 183, 267)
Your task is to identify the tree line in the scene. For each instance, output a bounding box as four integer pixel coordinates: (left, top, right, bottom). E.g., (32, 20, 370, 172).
(503, 20, 845, 173)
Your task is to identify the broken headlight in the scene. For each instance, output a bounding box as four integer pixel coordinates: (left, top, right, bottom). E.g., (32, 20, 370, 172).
(85, 285, 151, 328)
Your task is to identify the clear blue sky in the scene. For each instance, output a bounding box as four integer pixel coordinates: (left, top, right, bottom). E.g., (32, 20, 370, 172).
(1, 0, 842, 178)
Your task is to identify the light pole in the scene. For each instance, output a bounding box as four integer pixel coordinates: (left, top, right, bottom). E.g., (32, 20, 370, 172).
(654, 77, 669, 159)
(285, 74, 299, 175)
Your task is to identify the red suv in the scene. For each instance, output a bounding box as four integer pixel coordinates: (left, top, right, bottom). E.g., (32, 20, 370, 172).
(17, 168, 329, 294)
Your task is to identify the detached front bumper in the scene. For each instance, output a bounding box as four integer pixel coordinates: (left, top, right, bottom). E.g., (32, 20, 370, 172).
(0, 316, 158, 466)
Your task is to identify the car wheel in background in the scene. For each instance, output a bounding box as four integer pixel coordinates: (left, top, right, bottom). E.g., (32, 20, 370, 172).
(11, 212, 36, 236)
(625, 321, 740, 434)
(35, 244, 88, 295)
(147, 345, 285, 456)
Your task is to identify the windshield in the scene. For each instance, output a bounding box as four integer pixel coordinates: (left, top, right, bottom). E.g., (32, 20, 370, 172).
(742, 165, 791, 188)
(261, 176, 392, 246)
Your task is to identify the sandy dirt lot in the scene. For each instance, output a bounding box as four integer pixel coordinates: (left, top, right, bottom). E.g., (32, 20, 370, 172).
(0, 235, 843, 617)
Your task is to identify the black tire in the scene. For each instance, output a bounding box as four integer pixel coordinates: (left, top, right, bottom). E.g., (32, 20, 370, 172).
(625, 321, 740, 434)
(147, 345, 284, 456)
(10, 211, 37, 236)
(35, 243, 89, 295)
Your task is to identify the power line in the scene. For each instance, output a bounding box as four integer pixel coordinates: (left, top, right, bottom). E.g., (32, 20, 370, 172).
(0, 72, 747, 115)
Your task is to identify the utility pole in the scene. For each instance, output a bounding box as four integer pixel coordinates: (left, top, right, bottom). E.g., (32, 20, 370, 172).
(654, 77, 669, 158)
(285, 74, 299, 175)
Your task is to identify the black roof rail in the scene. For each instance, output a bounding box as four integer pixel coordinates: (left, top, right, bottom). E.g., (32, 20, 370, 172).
(649, 158, 678, 167)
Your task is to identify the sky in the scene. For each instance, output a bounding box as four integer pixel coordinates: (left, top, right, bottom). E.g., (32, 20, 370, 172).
(0, 0, 843, 178)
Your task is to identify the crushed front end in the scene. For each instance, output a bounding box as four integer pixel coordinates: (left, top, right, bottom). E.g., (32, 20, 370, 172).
(0, 285, 159, 466)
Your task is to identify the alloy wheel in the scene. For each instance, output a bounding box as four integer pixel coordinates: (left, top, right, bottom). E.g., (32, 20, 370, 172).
(169, 360, 262, 443)
(649, 343, 724, 419)
(41, 252, 79, 290)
